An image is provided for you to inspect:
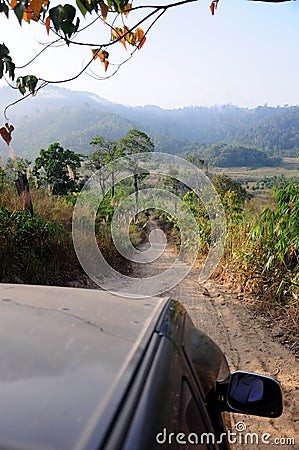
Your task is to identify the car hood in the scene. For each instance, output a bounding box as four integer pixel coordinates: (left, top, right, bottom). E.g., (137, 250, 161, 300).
(0, 284, 166, 450)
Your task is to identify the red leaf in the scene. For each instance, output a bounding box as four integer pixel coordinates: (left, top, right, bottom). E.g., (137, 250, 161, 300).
(0, 127, 12, 145)
(100, 0, 108, 22)
(102, 59, 109, 72)
(138, 35, 146, 49)
(45, 15, 51, 34)
(210, 0, 219, 15)
(0, 123, 14, 145)
(118, 37, 126, 50)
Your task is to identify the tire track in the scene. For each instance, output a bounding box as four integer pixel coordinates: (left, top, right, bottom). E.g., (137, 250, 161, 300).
(132, 234, 299, 450)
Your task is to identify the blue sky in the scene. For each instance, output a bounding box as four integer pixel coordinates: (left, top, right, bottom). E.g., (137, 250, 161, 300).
(1, 0, 299, 108)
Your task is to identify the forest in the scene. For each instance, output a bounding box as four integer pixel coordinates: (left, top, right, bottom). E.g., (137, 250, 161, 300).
(2, 86, 299, 163)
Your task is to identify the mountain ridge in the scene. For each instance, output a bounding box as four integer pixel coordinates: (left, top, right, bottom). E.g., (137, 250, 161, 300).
(0, 86, 298, 164)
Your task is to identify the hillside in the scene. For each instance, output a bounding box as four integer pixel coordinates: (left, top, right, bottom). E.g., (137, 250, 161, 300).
(0, 86, 299, 163)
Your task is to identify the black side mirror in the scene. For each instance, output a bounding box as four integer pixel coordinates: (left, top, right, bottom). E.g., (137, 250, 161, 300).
(217, 371, 283, 418)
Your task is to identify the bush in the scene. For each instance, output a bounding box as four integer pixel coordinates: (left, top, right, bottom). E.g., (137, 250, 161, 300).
(0, 207, 80, 284)
(238, 184, 299, 304)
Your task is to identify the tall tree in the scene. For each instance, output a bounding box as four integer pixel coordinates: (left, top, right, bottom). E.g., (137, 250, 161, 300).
(32, 142, 84, 195)
(89, 136, 123, 198)
(119, 128, 154, 223)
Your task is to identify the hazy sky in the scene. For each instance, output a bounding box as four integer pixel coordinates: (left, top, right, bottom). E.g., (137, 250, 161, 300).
(1, 0, 299, 109)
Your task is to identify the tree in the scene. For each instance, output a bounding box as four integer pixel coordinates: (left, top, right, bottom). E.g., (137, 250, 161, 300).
(119, 128, 154, 223)
(89, 135, 123, 198)
(5, 156, 34, 215)
(5, 156, 31, 180)
(32, 142, 84, 195)
(210, 174, 252, 203)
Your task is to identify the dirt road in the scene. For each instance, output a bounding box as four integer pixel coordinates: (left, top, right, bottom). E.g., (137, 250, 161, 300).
(132, 227, 299, 450)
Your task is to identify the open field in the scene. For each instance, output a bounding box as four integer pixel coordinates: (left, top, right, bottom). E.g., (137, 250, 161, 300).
(211, 158, 299, 209)
(211, 157, 299, 182)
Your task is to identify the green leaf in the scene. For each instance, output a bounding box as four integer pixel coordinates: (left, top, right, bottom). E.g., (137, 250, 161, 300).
(61, 21, 75, 38)
(0, 45, 15, 80)
(18, 85, 26, 95)
(0, 43, 9, 59)
(16, 75, 38, 95)
(74, 16, 80, 32)
(76, 0, 87, 17)
(0, 3, 9, 18)
(25, 75, 38, 93)
(63, 4, 76, 22)
(49, 5, 63, 31)
(5, 58, 15, 80)
(107, 0, 119, 11)
(14, 2, 25, 25)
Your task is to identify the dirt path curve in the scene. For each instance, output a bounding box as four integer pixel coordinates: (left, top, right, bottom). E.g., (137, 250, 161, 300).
(132, 221, 299, 450)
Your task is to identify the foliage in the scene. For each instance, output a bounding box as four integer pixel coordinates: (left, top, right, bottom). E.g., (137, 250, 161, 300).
(181, 174, 248, 252)
(249, 174, 299, 192)
(119, 128, 154, 157)
(0, 205, 80, 284)
(5, 156, 31, 179)
(0, 0, 289, 91)
(88, 135, 123, 197)
(248, 184, 299, 303)
(198, 143, 282, 168)
(210, 174, 252, 203)
(0, 167, 7, 193)
(0, 0, 295, 149)
(32, 142, 84, 195)
(0, 44, 15, 80)
(0, 0, 195, 99)
(3, 88, 299, 160)
(239, 184, 299, 303)
(119, 128, 154, 222)
(183, 190, 210, 251)
(0, 206, 55, 245)
(89, 135, 122, 169)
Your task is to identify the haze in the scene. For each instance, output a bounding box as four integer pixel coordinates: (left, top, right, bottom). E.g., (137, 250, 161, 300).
(0, 0, 298, 109)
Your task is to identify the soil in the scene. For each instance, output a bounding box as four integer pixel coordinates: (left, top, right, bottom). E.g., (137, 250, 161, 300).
(131, 228, 299, 450)
(71, 220, 298, 449)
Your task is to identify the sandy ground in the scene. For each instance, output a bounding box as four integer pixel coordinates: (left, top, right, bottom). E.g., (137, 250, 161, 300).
(131, 227, 299, 450)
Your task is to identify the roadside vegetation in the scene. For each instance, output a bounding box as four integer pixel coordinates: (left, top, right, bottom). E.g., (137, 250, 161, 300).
(160, 162, 299, 351)
(0, 128, 153, 285)
(0, 133, 298, 349)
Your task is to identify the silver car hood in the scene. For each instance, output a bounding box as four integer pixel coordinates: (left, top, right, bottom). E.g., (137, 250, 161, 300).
(0, 284, 167, 450)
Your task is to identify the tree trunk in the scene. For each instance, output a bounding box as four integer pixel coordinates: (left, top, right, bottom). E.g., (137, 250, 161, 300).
(111, 171, 115, 199)
(133, 173, 139, 224)
(15, 172, 34, 216)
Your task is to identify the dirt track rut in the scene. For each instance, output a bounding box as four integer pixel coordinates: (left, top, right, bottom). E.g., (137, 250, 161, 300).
(132, 230, 299, 450)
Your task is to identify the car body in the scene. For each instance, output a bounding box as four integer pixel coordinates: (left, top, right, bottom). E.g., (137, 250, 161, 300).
(0, 284, 282, 450)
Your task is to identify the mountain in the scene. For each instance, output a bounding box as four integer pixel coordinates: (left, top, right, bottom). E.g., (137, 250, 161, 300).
(0, 85, 298, 164)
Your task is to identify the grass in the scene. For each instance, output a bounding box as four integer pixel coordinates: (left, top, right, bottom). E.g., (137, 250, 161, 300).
(0, 184, 131, 285)
(211, 157, 299, 182)
(154, 176, 299, 352)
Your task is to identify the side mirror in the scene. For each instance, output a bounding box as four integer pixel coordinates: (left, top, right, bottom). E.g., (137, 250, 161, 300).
(217, 371, 283, 418)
